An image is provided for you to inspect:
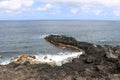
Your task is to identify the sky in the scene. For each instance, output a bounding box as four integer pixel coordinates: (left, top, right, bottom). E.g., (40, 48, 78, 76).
(0, 0, 120, 20)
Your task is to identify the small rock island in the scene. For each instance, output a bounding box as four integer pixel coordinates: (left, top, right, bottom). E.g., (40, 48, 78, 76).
(0, 35, 120, 80)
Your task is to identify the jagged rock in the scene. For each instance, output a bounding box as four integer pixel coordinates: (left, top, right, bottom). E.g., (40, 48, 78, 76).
(0, 35, 120, 80)
(45, 35, 82, 51)
(45, 35, 103, 54)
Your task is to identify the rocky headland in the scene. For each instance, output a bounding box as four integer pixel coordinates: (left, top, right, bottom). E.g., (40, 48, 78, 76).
(0, 35, 120, 80)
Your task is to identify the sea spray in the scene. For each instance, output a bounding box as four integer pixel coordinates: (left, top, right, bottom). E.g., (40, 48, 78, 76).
(0, 51, 83, 66)
(35, 52, 83, 66)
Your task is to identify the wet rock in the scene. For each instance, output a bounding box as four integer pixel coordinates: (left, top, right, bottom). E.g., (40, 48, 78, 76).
(45, 35, 84, 51)
(45, 35, 103, 54)
(0, 35, 120, 80)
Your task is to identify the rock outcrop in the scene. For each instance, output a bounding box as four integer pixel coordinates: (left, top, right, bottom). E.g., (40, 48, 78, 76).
(0, 35, 120, 80)
(44, 35, 102, 53)
(45, 35, 82, 51)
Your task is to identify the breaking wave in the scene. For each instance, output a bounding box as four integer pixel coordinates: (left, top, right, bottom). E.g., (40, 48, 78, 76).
(0, 51, 83, 66)
(35, 51, 83, 66)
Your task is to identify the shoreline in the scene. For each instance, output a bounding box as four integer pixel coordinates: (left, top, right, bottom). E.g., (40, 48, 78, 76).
(0, 35, 120, 80)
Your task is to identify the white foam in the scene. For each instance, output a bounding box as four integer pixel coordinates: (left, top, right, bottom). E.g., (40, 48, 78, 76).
(38, 34, 49, 39)
(35, 52, 83, 66)
(100, 40, 106, 42)
(37, 34, 59, 39)
(31, 34, 49, 39)
(0, 60, 11, 65)
(0, 52, 83, 66)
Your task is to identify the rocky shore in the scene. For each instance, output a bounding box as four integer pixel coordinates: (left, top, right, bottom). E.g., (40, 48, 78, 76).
(0, 35, 120, 80)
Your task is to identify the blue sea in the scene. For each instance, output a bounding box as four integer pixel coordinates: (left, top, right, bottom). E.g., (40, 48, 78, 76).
(0, 20, 120, 64)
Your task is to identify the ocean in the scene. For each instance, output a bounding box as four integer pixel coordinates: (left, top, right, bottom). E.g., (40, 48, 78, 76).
(0, 20, 120, 65)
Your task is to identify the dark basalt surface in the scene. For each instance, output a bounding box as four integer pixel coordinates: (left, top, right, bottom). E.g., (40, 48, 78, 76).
(0, 35, 120, 80)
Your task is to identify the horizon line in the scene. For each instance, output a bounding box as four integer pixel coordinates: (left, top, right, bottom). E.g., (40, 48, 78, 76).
(0, 20, 120, 21)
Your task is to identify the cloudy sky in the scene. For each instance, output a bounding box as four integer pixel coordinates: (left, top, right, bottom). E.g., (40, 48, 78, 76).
(0, 0, 120, 20)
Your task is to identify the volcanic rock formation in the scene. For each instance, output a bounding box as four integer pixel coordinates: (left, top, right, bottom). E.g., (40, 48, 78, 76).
(0, 35, 120, 80)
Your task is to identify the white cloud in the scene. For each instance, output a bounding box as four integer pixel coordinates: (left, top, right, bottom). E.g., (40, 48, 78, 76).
(37, 0, 120, 7)
(37, 3, 53, 11)
(71, 8, 79, 14)
(81, 5, 91, 13)
(0, 0, 34, 10)
(37, 0, 120, 16)
(93, 10, 102, 15)
(113, 10, 120, 16)
(0, 0, 119, 17)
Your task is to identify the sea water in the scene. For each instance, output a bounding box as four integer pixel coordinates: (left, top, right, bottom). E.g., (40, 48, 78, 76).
(0, 20, 120, 65)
